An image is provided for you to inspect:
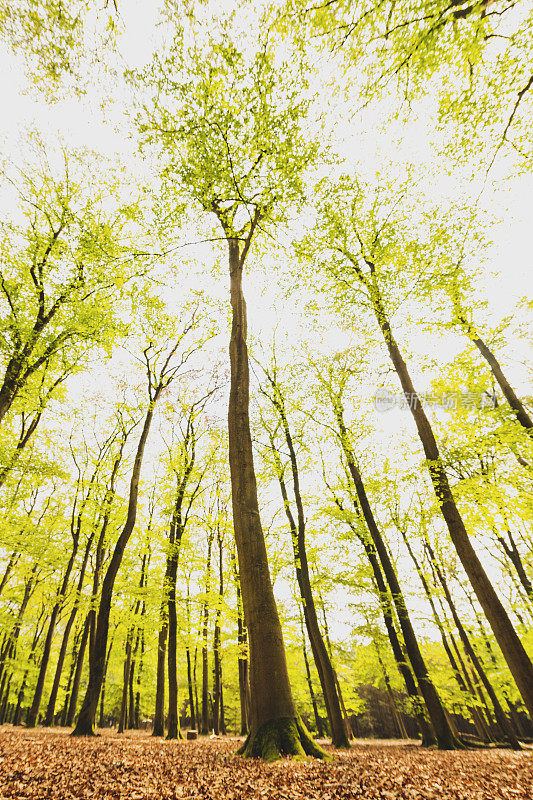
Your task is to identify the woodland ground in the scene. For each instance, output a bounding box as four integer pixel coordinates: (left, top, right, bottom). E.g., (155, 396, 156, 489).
(0, 728, 532, 800)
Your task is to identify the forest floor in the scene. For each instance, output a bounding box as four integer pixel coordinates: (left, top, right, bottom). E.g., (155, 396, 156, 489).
(0, 726, 532, 800)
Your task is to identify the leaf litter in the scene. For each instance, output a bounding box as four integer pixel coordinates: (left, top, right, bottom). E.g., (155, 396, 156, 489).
(0, 728, 532, 800)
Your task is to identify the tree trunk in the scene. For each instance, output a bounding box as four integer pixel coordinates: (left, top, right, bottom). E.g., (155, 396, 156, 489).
(186, 646, 196, 730)
(201, 530, 213, 736)
(398, 523, 490, 740)
(44, 531, 94, 726)
(425, 540, 522, 749)
(231, 547, 248, 735)
(370, 282, 533, 721)
(299, 610, 325, 738)
(27, 541, 79, 727)
(118, 634, 132, 734)
(66, 614, 90, 727)
(265, 377, 350, 748)
(98, 632, 115, 729)
(227, 238, 324, 760)
(72, 396, 159, 736)
(213, 528, 224, 736)
(335, 411, 458, 748)
(167, 498, 186, 740)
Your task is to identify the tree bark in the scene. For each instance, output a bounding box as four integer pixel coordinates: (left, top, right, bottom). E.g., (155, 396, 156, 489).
(44, 531, 95, 726)
(201, 529, 213, 736)
(367, 274, 533, 722)
(227, 237, 324, 760)
(65, 614, 90, 727)
(72, 395, 160, 736)
(425, 539, 522, 748)
(335, 407, 458, 748)
(26, 534, 80, 728)
(265, 375, 350, 748)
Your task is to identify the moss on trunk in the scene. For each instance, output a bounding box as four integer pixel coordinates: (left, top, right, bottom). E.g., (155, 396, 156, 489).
(238, 717, 329, 762)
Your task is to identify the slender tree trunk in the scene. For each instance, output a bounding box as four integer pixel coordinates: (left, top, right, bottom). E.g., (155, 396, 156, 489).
(265, 377, 350, 748)
(359, 533, 435, 743)
(457, 316, 533, 431)
(368, 280, 533, 720)
(398, 523, 490, 740)
(118, 634, 132, 734)
(335, 410, 457, 748)
(201, 531, 213, 735)
(12, 613, 45, 726)
(44, 532, 94, 726)
(0, 551, 19, 595)
(495, 528, 533, 607)
(425, 540, 521, 748)
(186, 646, 196, 730)
(60, 623, 82, 726)
(167, 495, 187, 740)
(370, 630, 409, 740)
(0, 565, 38, 687)
(153, 621, 168, 736)
(66, 614, 90, 726)
(299, 609, 325, 738)
(99, 632, 115, 729)
(134, 630, 145, 729)
(193, 645, 199, 734)
(72, 395, 160, 736)
(26, 540, 80, 728)
(213, 528, 225, 736)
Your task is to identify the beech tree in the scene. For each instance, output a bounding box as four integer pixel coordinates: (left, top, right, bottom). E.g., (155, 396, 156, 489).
(136, 16, 326, 759)
(301, 178, 533, 724)
(72, 309, 205, 736)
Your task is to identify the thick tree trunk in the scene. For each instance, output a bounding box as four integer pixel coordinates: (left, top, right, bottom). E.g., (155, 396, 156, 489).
(227, 238, 325, 760)
(371, 285, 533, 720)
(72, 399, 158, 736)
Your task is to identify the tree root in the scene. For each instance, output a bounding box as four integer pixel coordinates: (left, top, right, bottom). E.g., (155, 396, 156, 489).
(237, 716, 330, 762)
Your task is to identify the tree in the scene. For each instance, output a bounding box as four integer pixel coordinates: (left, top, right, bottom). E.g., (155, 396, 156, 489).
(259, 359, 350, 747)
(0, 152, 140, 429)
(302, 178, 533, 723)
(136, 16, 326, 759)
(72, 311, 203, 735)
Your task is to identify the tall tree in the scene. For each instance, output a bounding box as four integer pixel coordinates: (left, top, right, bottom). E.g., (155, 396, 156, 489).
(137, 18, 326, 759)
(304, 180, 533, 723)
(72, 315, 202, 735)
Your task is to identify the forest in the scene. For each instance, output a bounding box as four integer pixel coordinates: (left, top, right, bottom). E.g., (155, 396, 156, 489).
(0, 0, 532, 797)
